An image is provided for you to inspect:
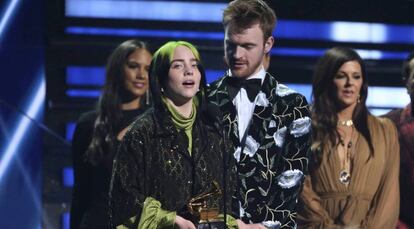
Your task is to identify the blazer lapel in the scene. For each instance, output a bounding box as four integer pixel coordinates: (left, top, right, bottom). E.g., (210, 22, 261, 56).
(245, 73, 277, 145)
(212, 74, 240, 144)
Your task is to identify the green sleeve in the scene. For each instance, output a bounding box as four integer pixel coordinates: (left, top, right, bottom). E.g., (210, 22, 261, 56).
(116, 197, 176, 229)
(217, 214, 239, 229)
(138, 197, 176, 229)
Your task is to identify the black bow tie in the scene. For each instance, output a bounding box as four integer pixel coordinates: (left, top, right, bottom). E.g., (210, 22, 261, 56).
(227, 77, 262, 102)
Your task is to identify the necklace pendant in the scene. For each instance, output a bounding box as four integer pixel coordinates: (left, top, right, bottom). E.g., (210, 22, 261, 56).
(339, 119, 354, 126)
(339, 170, 351, 184)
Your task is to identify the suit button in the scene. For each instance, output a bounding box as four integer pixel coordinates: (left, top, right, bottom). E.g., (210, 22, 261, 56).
(187, 180, 192, 184)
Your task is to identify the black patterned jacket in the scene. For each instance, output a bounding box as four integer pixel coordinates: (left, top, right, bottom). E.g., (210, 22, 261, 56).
(208, 72, 311, 228)
(109, 106, 237, 227)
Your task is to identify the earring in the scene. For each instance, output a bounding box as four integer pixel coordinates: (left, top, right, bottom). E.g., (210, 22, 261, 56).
(145, 91, 150, 105)
(160, 87, 164, 93)
(357, 95, 361, 103)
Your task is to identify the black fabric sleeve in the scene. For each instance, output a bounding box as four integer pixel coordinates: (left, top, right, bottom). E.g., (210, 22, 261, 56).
(70, 113, 95, 229)
(109, 126, 148, 227)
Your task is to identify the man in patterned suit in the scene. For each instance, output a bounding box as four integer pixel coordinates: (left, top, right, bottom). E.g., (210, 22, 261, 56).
(208, 0, 311, 228)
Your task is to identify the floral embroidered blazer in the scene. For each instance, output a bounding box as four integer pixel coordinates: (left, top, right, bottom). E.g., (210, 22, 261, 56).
(208, 72, 311, 228)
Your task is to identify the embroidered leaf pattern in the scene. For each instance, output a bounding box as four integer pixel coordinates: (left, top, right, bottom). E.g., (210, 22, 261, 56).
(208, 73, 311, 228)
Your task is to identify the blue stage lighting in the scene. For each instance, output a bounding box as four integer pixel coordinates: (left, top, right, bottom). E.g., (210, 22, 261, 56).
(66, 26, 224, 40)
(66, 0, 226, 22)
(367, 86, 409, 108)
(285, 84, 313, 102)
(0, 0, 21, 40)
(61, 212, 70, 229)
(66, 66, 105, 86)
(271, 48, 326, 58)
(205, 69, 225, 83)
(66, 23, 414, 45)
(62, 167, 74, 187)
(66, 122, 76, 141)
(285, 83, 409, 110)
(272, 47, 408, 60)
(65, 66, 227, 97)
(0, 73, 45, 182)
(370, 108, 393, 116)
(64, 0, 414, 45)
(66, 89, 101, 98)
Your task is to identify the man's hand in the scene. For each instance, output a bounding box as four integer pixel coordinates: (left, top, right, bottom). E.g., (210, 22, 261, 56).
(236, 219, 267, 229)
(175, 215, 196, 229)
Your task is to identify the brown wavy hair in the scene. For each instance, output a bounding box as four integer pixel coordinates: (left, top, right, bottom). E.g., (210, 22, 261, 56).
(311, 47, 374, 161)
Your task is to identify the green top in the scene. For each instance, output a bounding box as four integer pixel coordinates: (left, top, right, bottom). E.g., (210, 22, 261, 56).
(116, 197, 238, 229)
(162, 96, 196, 155)
(116, 97, 238, 229)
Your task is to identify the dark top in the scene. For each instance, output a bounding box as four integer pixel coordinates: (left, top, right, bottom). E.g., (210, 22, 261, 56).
(109, 105, 238, 227)
(70, 108, 145, 229)
(383, 104, 414, 227)
(208, 72, 311, 227)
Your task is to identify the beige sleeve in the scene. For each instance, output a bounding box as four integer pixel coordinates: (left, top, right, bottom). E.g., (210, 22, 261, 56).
(363, 119, 400, 228)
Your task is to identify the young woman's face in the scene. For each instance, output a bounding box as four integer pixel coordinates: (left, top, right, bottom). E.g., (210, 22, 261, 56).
(164, 45, 201, 104)
(123, 48, 152, 99)
(333, 60, 363, 109)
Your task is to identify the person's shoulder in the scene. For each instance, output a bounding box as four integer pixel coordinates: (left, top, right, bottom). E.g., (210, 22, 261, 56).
(368, 115, 399, 158)
(383, 108, 403, 117)
(207, 74, 227, 90)
(72, 110, 98, 143)
(127, 107, 156, 133)
(271, 80, 308, 104)
(76, 110, 99, 128)
(369, 115, 397, 133)
(381, 108, 403, 124)
(207, 76, 228, 102)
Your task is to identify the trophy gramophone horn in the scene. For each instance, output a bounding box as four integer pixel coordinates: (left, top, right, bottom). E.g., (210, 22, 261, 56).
(187, 180, 222, 221)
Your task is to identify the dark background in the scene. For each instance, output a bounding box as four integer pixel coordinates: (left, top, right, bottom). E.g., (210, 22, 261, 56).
(0, 0, 413, 228)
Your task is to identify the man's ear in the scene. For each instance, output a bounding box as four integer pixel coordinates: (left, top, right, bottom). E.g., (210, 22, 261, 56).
(264, 36, 274, 53)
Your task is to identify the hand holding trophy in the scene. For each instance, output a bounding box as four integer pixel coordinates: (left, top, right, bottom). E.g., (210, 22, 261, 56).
(187, 180, 226, 229)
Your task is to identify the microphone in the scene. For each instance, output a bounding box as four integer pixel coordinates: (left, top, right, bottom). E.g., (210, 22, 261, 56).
(205, 102, 227, 227)
(205, 103, 223, 127)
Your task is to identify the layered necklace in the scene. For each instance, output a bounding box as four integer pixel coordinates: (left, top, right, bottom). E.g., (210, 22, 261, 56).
(338, 119, 354, 185)
(338, 119, 353, 127)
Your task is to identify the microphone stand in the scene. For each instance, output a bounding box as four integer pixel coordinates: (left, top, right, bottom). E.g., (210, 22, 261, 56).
(204, 103, 228, 229)
(221, 121, 227, 228)
(0, 98, 71, 147)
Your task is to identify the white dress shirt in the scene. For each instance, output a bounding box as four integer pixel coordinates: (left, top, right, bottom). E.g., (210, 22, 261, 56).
(231, 66, 266, 141)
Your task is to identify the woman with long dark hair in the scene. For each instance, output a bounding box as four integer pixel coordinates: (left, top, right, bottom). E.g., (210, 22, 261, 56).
(298, 47, 400, 228)
(109, 41, 237, 229)
(70, 39, 152, 229)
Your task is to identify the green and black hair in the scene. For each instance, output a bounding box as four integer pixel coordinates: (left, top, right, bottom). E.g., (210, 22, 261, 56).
(149, 41, 207, 112)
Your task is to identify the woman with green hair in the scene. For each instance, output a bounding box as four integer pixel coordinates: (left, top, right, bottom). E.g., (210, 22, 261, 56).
(109, 41, 237, 229)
